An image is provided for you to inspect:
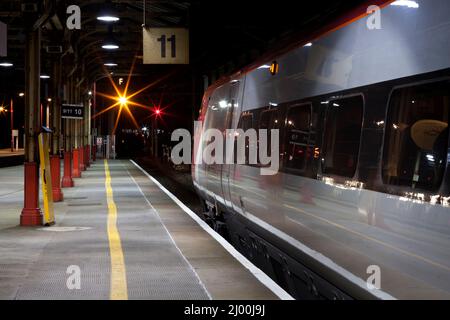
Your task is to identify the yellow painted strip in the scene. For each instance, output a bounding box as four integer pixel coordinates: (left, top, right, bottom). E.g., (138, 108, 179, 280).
(284, 204, 450, 273)
(104, 160, 128, 300)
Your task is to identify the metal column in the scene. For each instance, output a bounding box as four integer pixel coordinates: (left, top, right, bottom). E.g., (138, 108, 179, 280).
(21, 27, 43, 226)
(50, 58, 64, 201)
(62, 75, 74, 188)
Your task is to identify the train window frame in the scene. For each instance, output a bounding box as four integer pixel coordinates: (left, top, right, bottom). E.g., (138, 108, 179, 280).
(237, 111, 256, 165)
(258, 107, 280, 166)
(381, 78, 450, 193)
(258, 108, 279, 131)
(237, 112, 254, 131)
(320, 93, 365, 180)
(283, 102, 313, 174)
(235, 106, 280, 167)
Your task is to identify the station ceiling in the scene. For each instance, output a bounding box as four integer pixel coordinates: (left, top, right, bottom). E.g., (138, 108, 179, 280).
(1, 0, 371, 83)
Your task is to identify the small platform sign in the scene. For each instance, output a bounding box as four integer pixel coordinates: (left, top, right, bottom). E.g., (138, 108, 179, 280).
(143, 27, 189, 64)
(62, 104, 84, 119)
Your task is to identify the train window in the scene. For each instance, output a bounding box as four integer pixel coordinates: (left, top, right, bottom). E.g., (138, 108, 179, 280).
(237, 112, 256, 165)
(383, 80, 450, 192)
(236, 108, 279, 165)
(285, 103, 312, 171)
(259, 109, 279, 158)
(238, 113, 254, 131)
(322, 95, 363, 178)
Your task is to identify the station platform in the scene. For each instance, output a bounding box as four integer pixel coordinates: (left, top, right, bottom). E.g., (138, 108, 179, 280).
(0, 160, 285, 300)
(0, 149, 24, 168)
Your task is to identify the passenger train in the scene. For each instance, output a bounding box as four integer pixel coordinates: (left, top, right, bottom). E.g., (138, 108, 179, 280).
(192, 0, 450, 299)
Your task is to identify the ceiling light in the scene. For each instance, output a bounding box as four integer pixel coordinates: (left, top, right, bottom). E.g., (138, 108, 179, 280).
(0, 62, 13, 67)
(391, 0, 419, 8)
(304, 42, 313, 47)
(102, 43, 119, 50)
(102, 26, 119, 50)
(104, 63, 118, 67)
(97, 1, 119, 22)
(40, 75, 50, 79)
(97, 16, 119, 22)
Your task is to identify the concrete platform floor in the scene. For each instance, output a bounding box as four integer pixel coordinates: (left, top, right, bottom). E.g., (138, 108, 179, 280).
(0, 160, 279, 300)
(0, 149, 24, 168)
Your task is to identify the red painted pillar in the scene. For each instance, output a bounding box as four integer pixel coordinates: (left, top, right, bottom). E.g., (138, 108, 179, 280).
(62, 151, 74, 187)
(50, 155, 64, 202)
(72, 148, 81, 178)
(80, 145, 86, 171)
(20, 162, 43, 226)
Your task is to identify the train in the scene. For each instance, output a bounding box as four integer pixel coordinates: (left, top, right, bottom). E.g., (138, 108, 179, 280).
(192, 0, 450, 300)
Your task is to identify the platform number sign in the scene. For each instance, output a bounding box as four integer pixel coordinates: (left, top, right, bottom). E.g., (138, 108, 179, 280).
(143, 28, 189, 64)
(157, 34, 176, 58)
(62, 104, 84, 119)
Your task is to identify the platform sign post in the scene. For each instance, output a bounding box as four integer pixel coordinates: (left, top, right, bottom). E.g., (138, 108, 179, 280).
(143, 27, 189, 64)
(38, 131, 55, 226)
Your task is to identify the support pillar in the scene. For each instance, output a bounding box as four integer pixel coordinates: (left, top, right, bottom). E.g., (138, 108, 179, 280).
(62, 150, 74, 187)
(50, 56, 64, 200)
(50, 155, 63, 201)
(61, 116, 74, 188)
(21, 163, 42, 226)
(72, 147, 81, 178)
(21, 27, 42, 226)
(92, 82, 97, 163)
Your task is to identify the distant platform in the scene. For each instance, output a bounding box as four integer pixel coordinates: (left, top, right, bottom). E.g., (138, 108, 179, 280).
(0, 149, 24, 168)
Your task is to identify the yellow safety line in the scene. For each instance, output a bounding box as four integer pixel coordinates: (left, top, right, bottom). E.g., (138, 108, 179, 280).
(284, 204, 450, 273)
(104, 160, 128, 300)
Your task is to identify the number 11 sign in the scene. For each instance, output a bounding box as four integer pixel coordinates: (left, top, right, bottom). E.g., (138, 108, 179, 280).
(143, 27, 189, 65)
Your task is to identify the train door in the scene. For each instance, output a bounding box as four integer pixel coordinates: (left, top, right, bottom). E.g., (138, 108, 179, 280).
(221, 79, 242, 209)
(204, 84, 233, 205)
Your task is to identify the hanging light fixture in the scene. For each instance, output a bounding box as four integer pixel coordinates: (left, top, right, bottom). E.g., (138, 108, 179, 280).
(102, 26, 119, 50)
(0, 62, 13, 67)
(97, 0, 120, 22)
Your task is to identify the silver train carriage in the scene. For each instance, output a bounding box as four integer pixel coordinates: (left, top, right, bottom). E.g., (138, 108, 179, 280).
(192, 0, 450, 299)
